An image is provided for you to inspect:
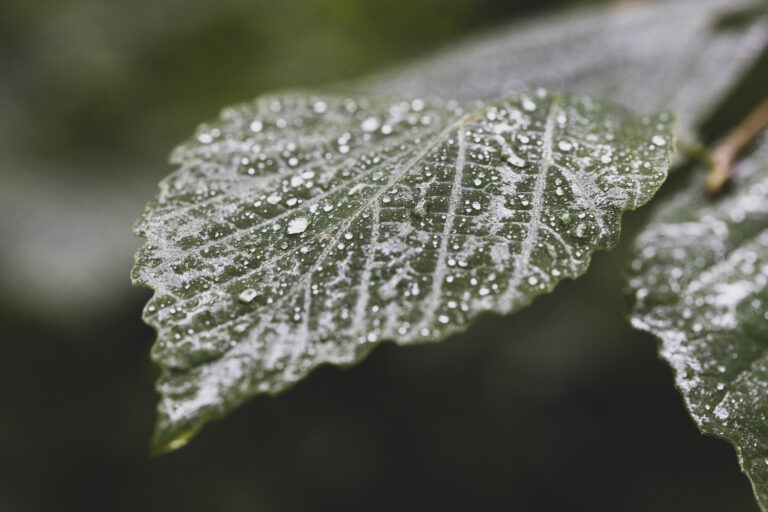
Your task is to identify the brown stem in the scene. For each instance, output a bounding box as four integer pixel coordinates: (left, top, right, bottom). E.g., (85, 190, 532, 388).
(707, 96, 768, 196)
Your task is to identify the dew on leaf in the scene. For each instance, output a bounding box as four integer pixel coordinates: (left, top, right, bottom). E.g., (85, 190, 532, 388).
(313, 101, 327, 114)
(238, 289, 258, 303)
(134, 89, 674, 453)
(361, 117, 380, 132)
(286, 217, 309, 235)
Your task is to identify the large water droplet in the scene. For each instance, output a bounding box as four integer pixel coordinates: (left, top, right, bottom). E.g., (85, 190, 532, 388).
(287, 217, 309, 235)
(522, 98, 536, 111)
(361, 117, 380, 132)
(238, 289, 258, 303)
(313, 101, 328, 114)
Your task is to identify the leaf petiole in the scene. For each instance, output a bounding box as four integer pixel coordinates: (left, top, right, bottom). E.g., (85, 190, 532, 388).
(706, 96, 768, 196)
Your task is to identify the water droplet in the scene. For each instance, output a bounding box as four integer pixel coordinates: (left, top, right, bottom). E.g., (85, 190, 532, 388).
(250, 120, 263, 133)
(361, 117, 380, 132)
(652, 135, 666, 146)
(438, 314, 450, 324)
(558, 141, 572, 152)
(507, 151, 526, 168)
(267, 193, 282, 205)
(522, 98, 536, 111)
(313, 101, 328, 114)
(287, 217, 309, 235)
(238, 289, 258, 303)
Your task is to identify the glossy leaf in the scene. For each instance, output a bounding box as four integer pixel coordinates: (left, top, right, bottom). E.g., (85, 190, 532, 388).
(628, 135, 768, 510)
(133, 90, 674, 451)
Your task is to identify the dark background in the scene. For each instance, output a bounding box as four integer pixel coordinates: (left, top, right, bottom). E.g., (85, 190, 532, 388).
(0, 0, 761, 510)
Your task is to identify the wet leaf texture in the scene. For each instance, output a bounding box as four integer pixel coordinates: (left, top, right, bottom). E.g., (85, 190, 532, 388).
(629, 135, 768, 510)
(133, 90, 674, 451)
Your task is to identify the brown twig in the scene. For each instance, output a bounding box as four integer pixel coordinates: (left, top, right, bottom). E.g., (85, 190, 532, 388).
(707, 96, 768, 196)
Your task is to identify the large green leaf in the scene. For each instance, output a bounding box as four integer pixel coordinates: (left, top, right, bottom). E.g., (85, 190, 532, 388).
(628, 135, 768, 510)
(133, 89, 674, 451)
(365, 0, 768, 142)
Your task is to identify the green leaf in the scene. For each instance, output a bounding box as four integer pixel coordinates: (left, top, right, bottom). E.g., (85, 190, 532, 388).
(628, 135, 768, 510)
(365, 0, 768, 142)
(133, 89, 674, 452)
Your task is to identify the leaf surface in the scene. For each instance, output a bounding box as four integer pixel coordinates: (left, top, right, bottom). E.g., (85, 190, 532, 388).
(628, 135, 768, 509)
(365, 0, 768, 141)
(133, 90, 674, 451)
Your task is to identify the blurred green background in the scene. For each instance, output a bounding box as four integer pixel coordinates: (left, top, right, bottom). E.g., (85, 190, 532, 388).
(0, 0, 761, 510)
